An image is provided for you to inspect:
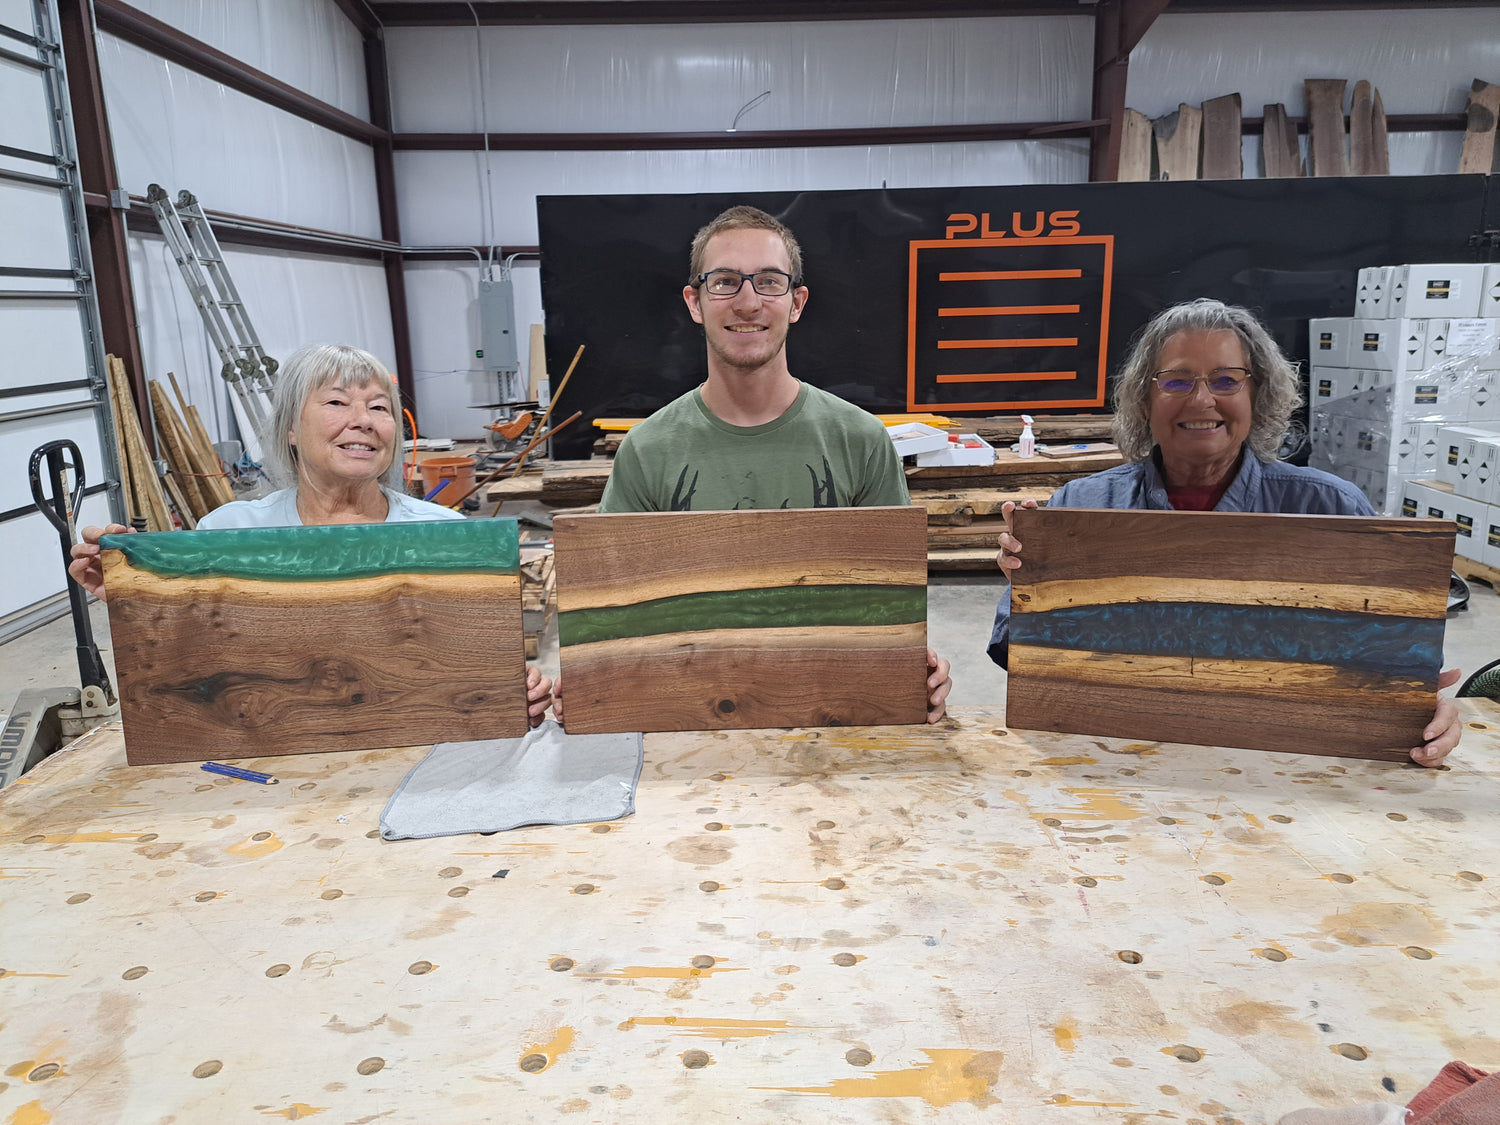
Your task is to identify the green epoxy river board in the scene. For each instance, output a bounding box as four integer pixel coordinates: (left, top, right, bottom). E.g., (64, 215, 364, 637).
(101, 519, 529, 765)
(554, 507, 930, 734)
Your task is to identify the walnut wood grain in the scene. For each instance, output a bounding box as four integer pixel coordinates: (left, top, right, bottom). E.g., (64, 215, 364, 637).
(104, 562, 527, 764)
(1201, 93, 1243, 180)
(555, 508, 928, 734)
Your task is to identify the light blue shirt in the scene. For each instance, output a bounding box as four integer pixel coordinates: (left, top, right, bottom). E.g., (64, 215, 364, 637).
(196, 486, 465, 530)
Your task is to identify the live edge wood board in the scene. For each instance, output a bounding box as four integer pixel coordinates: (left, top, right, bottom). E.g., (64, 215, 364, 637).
(554, 507, 929, 733)
(1006, 508, 1455, 761)
(101, 520, 528, 765)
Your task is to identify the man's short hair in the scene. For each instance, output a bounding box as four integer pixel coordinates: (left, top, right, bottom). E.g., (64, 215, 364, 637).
(688, 205, 804, 285)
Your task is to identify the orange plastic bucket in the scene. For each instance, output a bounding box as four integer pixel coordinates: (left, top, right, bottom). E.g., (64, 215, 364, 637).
(418, 455, 476, 505)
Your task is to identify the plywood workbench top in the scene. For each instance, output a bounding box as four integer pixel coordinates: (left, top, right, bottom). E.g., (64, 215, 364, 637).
(1, 705, 1497, 1123)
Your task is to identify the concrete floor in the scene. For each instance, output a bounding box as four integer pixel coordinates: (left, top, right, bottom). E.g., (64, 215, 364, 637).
(2, 572, 1496, 728)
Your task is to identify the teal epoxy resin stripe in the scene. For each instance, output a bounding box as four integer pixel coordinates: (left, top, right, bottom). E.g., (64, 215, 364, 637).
(1012, 601, 1444, 678)
(559, 584, 927, 647)
(101, 519, 519, 582)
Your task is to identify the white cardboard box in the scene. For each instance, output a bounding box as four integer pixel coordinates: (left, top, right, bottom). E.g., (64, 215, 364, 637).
(1480, 264, 1500, 318)
(1351, 320, 1400, 371)
(1437, 425, 1499, 489)
(1458, 432, 1500, 505)
(888, 422, 951, 458)
(1398, 319, 1428, 371)
(1311, 367, 1359, 403)
(1389, 264, 1485, 319)
(1309, 318, 1350, 369)
(1356, 266, 1391, 318)
(1402, 479, 1453, 522)
(1451, 490, 1485, 561)
(1483, 503, 1500, 569)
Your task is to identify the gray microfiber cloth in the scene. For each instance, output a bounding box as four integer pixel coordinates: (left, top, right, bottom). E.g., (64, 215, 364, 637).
(379, 719, 643, 840)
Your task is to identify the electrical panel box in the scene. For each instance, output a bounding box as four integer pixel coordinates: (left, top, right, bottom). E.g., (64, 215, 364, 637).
(478, 277, 519, 373)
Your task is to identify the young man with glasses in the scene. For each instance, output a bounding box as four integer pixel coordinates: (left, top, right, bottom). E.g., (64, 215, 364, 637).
(578, 204, 952, 723)
(597, 205, 912, 515)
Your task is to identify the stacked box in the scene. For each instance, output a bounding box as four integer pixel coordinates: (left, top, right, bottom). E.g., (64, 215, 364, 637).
(1428, 424, 1500, 568)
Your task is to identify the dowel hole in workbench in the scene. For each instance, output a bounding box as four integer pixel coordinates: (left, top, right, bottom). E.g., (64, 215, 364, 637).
(591, 824, 611, 833)
(1117, 950, 1142, 964)
(1166, 1045, 1202, 1063)
(447, 887, 469, 898)
(357, 1057, 385, 1075)
(408, 961, 434, 975)
(321, 889, 343, 900)
(1201, 875, 1227, 886)
(26, 1064, 59, 1082)
(519, 1054, 548, 1073)
(66, 894, 90, 905)
(1074, 876, 1098, 887)
(823, 878, 847, 890)
(265, 964, 290, 977)
(1156, 817, 1177, 825)
(23, 835, 44, 844)
(704, 822, 724, 832)
(1257, 949, 1288, 962)
(1269, 815, 1294, 824)
(1386, 813, 1407, 821)
(710, 772, 729, 781)
(681, 1050, 711, 1069)
(1458, 871, 1484, 882)
(832, 953, 859, 967)
(122, 966, 149, 979)
(1327, 873, 1355, 884)
(815, 820, 836, 830)
(573, 884, 596, 895)
(251, 832, 271, 842)
(137, 833, 158, 842)
(193, 891, 217, 902)
(550, 958, 575, 972)
(1041, 818, 1062, 827)
(438, 867, 461, 878)
(191, 1061, 221, 1079)
(1333, 1043, 1369, 1061)
(845, 1049, 873, 1067)
(365, 829, 381, 838)
(1014, 769, 1032, 777)
(1402, 946, 1434, 960)
(691, 955, 716, 969)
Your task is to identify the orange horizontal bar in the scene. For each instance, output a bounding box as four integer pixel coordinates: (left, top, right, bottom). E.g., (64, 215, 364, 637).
(935, 371, 1078, 383)
(939, 338, 1078, 349)
(939, 269, 1084, 281)
(938, 304, 1081, 317)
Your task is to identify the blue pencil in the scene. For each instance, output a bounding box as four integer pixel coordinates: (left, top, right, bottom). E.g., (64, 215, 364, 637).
(201, 762, 278, 785)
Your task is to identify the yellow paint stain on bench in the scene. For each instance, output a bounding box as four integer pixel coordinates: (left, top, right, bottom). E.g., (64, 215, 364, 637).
(226, 833, 284, 859)
(580, 966, 746, 979)
(22, 832, 146, 844)
(8, 1101, 52, 1125)
(1053, 1022, 1078, 1051)
(1047, 1093, 1133, 1107)
(618, 1016, 792, 1039)
(522, 1026, 575, 1064)
(0, 971, 68, 980)
(261, 1105, 325, 1120)
(1052, 788, 1147, 822)
(1035, 757, 1097, 767)
(758, 1048, 1003, 1106)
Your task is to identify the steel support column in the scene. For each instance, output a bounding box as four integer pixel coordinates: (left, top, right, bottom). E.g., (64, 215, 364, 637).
(1088, 0, 1169, 182)
(55, 0, 151, 451)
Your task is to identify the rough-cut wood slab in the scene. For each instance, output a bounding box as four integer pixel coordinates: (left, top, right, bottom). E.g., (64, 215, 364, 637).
(1348, 80, 1384, 176)
(1369, 86, 1390, 175)
(926, 547, 1001, 570)
(1262, 103, 1303, 177)
(1460, 79, 1500, 174)
(967, 414, 1115, 443)
(912, 486, 1055, 524)
(1200, 93, 1243, 179)
(555, 508, 928, 733)
(1152, 103, 1201, 181)
(4, 705, 1498, 1121)
(1118, 107, 1153, 181)
(1305, 78, 1348, 176)
(1006, 508, 1454, 760)
(101, 520, 528, 764)
(541, 459, 613, 506)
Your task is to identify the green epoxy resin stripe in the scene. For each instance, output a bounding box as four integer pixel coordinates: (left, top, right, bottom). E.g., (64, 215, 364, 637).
(101, 519, 519, 582)
(559, 583, 927, 647)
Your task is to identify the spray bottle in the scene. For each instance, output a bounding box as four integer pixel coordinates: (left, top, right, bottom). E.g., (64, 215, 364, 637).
(1018, 414, 1036, 458)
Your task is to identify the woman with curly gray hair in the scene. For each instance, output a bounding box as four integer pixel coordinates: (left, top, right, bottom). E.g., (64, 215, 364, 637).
(985, 297, 1462, 767)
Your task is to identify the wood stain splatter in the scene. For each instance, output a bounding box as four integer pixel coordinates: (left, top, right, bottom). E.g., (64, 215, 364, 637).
(756, 1048, 1003, 1107)
(617, 1016, 794, 1039)
(226, 833, 284, 859)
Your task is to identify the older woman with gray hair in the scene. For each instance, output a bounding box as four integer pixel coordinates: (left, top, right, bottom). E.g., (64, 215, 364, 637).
(986, 297, 1462, 766)
(70, 343, 554, 724)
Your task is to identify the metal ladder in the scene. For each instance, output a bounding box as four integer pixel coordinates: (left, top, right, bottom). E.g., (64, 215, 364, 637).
(146, 184, 277, 450)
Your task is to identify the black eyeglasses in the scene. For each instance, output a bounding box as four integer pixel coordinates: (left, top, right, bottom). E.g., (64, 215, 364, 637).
(1152, 367, 1253, 397)
(696, 269, 800, 298)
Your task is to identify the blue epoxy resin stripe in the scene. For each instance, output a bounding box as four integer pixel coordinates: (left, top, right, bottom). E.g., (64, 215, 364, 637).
(1012, 601, 1445, 676)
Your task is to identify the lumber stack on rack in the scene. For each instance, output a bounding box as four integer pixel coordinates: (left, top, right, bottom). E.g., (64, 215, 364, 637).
(519, 546, 557, 660)
(105, 355, 172, 531)
(147, 377, 233, 526)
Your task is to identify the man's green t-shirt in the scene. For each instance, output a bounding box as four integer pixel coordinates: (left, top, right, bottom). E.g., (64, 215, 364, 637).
(598, 382, 910, 513)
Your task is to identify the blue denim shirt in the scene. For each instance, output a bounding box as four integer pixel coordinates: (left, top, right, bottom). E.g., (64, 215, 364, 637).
(986, 452, 1375, 668)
